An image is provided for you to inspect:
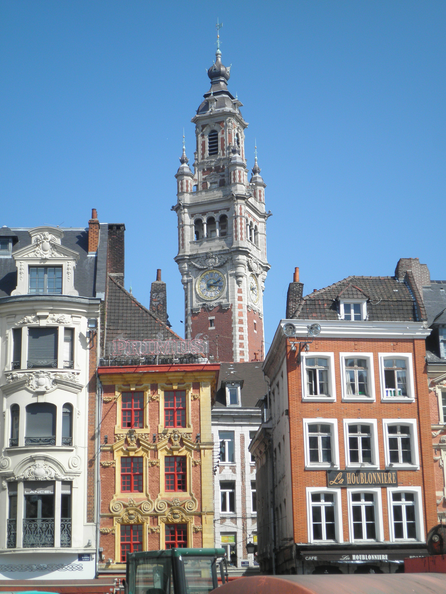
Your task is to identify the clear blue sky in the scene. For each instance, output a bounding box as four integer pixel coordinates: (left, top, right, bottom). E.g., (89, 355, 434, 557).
(1, 1, 445, 350)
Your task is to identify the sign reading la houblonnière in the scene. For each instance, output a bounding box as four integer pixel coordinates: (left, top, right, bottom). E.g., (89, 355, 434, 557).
(327, 469, 398, 488)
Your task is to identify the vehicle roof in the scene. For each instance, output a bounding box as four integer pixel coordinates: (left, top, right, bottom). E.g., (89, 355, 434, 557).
(215, 574, 446, 594)
(129, 547, 225, 560)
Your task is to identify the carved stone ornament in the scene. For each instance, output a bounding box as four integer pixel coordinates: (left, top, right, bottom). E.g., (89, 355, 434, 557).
(0, 457, 11, 470)
(111, 497, 153, 518)
(148, 526, 160, 534)
(165, 509, 189, 524)
(26, 232, 65, 259)
(155, 496, 197, 514)
(433, 430, 445, 438)
(148, 460, 160, 467)
(101, 461, 116, 468)
(102, 396, 116, 403)
(191, 392, 200, 401)
(17, 315, 39, 325)
(193, 525, 203, 533)
(192, 459, 202, 467)
(68, 456, 81, 470)
(46, 314, 72, 325)
(149, 393, 160, 402)
(13, 462, 70, 482)
(190, 252, 229, 270)
(247, 258, 261, 274)
(100, 527, 115, 535)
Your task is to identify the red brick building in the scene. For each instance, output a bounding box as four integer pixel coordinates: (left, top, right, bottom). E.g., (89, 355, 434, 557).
(251, 260, 437, 574)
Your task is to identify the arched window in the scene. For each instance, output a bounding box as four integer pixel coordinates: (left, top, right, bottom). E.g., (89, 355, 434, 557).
(194, 219, 203, 240)
(236, 132, 240, 149)
(254, 225, 259, 246)
(219, 215, 228, 237)
(62, 404, 73, 446)
(249, 223, 254, 242)
(208, 130, 218, 156)
(10, 405, 19, 447)
(25, 403, 56, 446)
(207, 217, 216, 238)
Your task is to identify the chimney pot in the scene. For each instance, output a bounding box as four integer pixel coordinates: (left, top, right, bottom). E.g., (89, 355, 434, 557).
(91, 208, 98, 220)
(156, 269, 162, 282)
(293, 267, 299, 283)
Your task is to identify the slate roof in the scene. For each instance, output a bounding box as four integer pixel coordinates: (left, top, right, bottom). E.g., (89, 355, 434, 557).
(0, 225, 108, 298)
(104, 275, 180, 347)
(213, 362, 268, 408)
(292, 276, 423, 322)
(423, 281, 446, 327)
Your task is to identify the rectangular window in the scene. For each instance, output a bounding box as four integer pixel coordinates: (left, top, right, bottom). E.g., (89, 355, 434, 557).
(63, 328, 74, 369)
(226, 385, 240, 406)
(208, 317, 215, 329)
(0, 238, 12, 255)
(439, 327, 446, 359)
(121, 457, 143, 492)
(165, 456, 186, 492)
(122, 392, 144, 428)
(310, 492, 336, 541)
(164, 390, 186, 428)
(344, 421, 379, 468)
(340, 301, 366, 321)
(340, 353, 374, 401)
(388, 487, 423, 542)
(441, 392, 446, 424)
(305, 423, 336, 466)
(121, 524, 142, 562)
(379, 354, 414, 401)
(388, 425, 412, 464)
(219, 431, 235, 463)
(7, 483, 17, 549)
(351, 492, 377, 541)
(29, 266, 62, 294)
(220, 481, 235, 513)
(249, 431, 256, 463)
(251, 481, 257, 513)
(12, 328, 22, 369)
(28, 328, 57, 369)
(165, 524, 187, 549)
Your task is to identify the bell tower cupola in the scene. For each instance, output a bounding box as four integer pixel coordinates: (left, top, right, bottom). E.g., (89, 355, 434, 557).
(173, 25, 270, 363)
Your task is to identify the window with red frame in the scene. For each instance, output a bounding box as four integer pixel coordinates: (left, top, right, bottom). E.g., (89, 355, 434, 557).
(120, 524, 142, 562)
(121, 457, 143, 492)
(165, 456, 186, 491)
(165, 523, 187, 549)
(122, 392, 144, 428)
(164, 390, 186, 428)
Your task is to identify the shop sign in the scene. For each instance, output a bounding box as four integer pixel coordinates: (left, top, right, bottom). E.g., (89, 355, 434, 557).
(110, 337, 208, 357)
(221, 535, 236, 544)
(327, 469, 398, 488)
(78, 554, 91, 562)
(303, 553, 390, 562)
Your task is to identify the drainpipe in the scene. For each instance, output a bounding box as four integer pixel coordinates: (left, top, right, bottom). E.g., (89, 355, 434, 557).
(95, 374, 103, 577)
(269, 433, 276, 575)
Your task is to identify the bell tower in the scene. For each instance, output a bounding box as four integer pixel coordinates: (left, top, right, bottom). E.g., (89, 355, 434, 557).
(173, 30, 270, 363)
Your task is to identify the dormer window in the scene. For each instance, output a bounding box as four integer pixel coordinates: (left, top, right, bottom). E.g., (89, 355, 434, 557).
(340, 301, 367, 321)
(29, 266, 62, 294)
(225, 382, 241, 407)
(439, 327, 446, 359)
(0, 238, 12, 256)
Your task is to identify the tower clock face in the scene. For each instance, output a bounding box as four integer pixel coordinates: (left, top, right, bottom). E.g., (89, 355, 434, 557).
(249, 274, 259, 303)
(197, 269, 225, 300)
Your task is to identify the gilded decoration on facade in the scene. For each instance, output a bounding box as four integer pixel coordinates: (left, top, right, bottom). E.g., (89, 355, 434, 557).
(154, 495, 198, 514)
(100, 527, 115, 535)
(101, 461, 116, 468)
(110, 497, 154, 522)
(102, 396, 116, 403)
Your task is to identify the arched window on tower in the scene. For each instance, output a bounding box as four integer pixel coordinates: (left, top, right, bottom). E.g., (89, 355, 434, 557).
(207, 217, 216, 238)
(254, 225, 259, 246)
(219, 214, 228, 237)
(62, 404, 73, 446)
(10, 405, 19, 447)
(235, 132, 240, 150)
(194, 219, 203, 240)
(249, 222, 254, 243)
(208, 130, 218, 156)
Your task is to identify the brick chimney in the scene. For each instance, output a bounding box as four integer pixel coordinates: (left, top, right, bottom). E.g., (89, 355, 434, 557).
(88, 208, 100, 253)
(395, 258, 430, 294)
(150, 269, 168, 324)
(286, 267, 304, 318)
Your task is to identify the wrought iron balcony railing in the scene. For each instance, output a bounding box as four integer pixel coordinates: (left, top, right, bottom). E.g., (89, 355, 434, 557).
(23, 518, 55, 548)
(25, 436, 56, 446)
(7, 519, 16, 548)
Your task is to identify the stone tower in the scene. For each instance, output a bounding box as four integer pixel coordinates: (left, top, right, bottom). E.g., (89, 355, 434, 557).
(173, 36, 270, 362)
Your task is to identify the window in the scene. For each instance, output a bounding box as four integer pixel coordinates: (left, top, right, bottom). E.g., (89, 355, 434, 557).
(0, 237, 12, 255)
(165, 524, 187, 549)
(340, 301, 366, 321)
(121, 524, 142, 562)
(23, 481, 55, 548)
(12, 328, 21, 369)
(350, 492, 379, 541)
(249, 431, 256, 463)
(7, 483, 17, 549)
(219, 431, 235, 463)
(304, 420, 339, 468)
(28, 328, 57, 369)
(165, 456, 186, 492)
(220, 481, 235, 513)
(164, 390, 186, 428)
(379, 354, 414, 401)
(440, 392, 446, 424)
(62, 404, 73, 446)
(383, 421, 419, 468)
(63, 328, 74, 369)
(208, 130, 218, 156)
(207, 217, 216, 237)
(251, 481, 257, 513)
(60, 482, 72, 547)
(225, 383, 241, 407)
(439, 327, 446, 359)
(221, 534, 237, 565)
(10, 405, 19, 447)
(194, 218, 203, 240)
(122, 392, 144, 428)
(121, 457, 143, 492)
(208, 317, 215, 329)
(388, 488, 423, 542)
(29, 266, 62, 294)
(340, 354, 374, 401)
(310, 492, 336, 541)
(219, 214, 228, 237)
(302, 353, 335, 400)
(26, 403, 56, 446)
(344, 420, 379, 467)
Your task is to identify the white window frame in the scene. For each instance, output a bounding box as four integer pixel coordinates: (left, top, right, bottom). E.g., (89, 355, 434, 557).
(340, 353, 375, 402)
(343, 419, 379, 469)
(251, 481, 257, 514)
(339, 300, 367, 321)
(306, 487, 343, 544)
(439, 327, 446, 359)
(303, 419, 339, 470)
(379, 353, 415, 402)
(382, 419, 419, 470)
(208, 317, 215, 330)
(387, 486, 424, 543)
(347, 488, 383, 543)
(220, 481, 235, 514)
(225, 383, 241, 407)
(301, 352, 336, 402)
(219, 430, 235, 463)
(438, 390, 446, 424)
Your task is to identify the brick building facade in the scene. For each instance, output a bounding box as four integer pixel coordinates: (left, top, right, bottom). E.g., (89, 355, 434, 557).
(251, 261, 438, 574)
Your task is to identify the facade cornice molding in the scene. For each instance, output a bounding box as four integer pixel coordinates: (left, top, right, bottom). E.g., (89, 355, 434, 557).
(279, 319, 431, 339)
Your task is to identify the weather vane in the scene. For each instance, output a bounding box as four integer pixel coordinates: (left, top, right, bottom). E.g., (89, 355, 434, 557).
(216, 18, 223, 52)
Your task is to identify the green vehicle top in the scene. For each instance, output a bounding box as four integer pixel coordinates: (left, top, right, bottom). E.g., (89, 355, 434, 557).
(126, 548, 226, 594)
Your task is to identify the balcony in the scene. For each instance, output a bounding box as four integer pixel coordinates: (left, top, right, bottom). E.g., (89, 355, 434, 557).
(25, 436, 56, 446)
(7, 519, 16, 548)
(23, 518, 55, 548)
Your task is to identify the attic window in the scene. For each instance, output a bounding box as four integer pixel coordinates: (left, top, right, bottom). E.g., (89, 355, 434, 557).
(0, 238, 12, 256)
(340, 301, 367, 321)
(439, 327, 446, 359)
(226, 382, 241, 407)
(29, 266, 62, 294)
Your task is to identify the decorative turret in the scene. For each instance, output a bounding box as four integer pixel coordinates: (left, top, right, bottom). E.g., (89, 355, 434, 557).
(175, 135, 194, 196)
(250, 145, 266, 203)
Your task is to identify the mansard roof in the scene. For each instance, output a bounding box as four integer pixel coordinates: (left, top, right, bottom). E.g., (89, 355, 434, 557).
(292, 275, 423, 322)
(423, 280, 446, 327)
(213, 361, 268, 409)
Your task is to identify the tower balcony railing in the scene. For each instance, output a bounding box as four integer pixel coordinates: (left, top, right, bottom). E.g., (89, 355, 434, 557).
(23, 518, 55, 548)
